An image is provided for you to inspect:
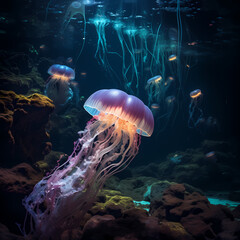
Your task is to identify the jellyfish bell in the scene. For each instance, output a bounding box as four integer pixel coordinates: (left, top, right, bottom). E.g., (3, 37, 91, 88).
(151, 103, 160, 109)
(113, 21, 125, 31)
(45, 64, 75, 107)
(48, 64, 75, 82)
(167, 76, 174, 81)
(62, 1, 85, 30)
(188, 89, 204, 128)
(190, 89, 202, 99)
(23, 89, 154, 239)
(84, 89, 154, 136)
(165, 95, 175, 104)
(124, 27, 137, 37)
(150, 103, 160, 116)
(147, 75, 162, 85)
(168, 54, 177, 61)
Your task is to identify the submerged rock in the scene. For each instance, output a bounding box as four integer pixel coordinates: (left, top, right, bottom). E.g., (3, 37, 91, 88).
(131, 140, 240, 192)
(0, 90, 54, 167)
(150, 183, 240, 240)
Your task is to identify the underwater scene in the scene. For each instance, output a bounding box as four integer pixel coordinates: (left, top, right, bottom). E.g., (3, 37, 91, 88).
(0, 0, 240, 239)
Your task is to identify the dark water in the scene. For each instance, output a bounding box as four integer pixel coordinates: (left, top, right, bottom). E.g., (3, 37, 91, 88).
(0, 0, 240, 239)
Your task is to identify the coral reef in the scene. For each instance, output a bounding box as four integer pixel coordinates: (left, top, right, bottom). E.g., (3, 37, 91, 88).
(0, 90, 54, 167)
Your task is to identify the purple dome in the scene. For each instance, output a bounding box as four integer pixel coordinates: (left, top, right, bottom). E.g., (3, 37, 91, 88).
(84, 89, 154, 137)
(48, 64, 75, 80)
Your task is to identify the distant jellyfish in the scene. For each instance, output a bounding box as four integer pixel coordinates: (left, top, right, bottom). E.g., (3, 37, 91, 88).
(204, 151, 217, 163)
(151, 103, 160, 116)
(188, 89, 204, 128)
(66, 57, 73, 64)
(62, 1, 85, 31)
(168, 54, 177, 61)
(62, 1, 87, 59)
(145, 75, 162, 105)
(168, 27, 178, 41)
(165, 95, 176, 118)
(45, 64, 75, 108)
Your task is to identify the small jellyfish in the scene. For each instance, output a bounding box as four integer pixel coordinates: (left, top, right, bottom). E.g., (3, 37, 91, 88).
(205, 151, 217, 162)
(151, 103, 160, 116)
(151, 103, 160, 109)
(168, 54, 177, 61)
(62, 1, 87, 59)
(168, 27, 178, 41)
(188, 89, 204, 128)
(66, 57, 73, 64)
(62, 1, 85, 31)
(165, 95, 176, 119)
(45, 64, 75, 108)
(145, 75, 163, 105)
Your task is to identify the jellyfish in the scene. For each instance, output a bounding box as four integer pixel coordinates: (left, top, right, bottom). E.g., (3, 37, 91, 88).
(150, 103, 160, 116)
(188, 89, 203, 128)
(62, 1, 85, 32)
(45, 64, 75, 107)
(168, 54, 177, 62)
(145, 75, 163, 105)
(123, 27, 139, 93)
(23, 89, 154, 239)
(157, 95, 176, 131)
(90, 15, 110, 69)
(62, 1, 86, 59)
(113, 21, 128, 88)
(145, 74, 174, 107)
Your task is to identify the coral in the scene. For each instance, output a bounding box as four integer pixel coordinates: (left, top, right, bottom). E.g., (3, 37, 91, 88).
(0, 90, 54, 167)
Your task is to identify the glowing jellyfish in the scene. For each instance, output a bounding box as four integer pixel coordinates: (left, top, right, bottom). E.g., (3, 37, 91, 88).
(168, 54, 177, 61)
(123, 27, 139, 92)
(62, 1, 85, 31)
(153, 95, 176, 133)
(23, 89, 154, 239)
(45, 64, 75, 107)
(188, 89, 204, 128)
(113, 21, 128, 87)
(91, 15, 110, 69)
(163, 95, 176, 125)
(151, 103, 160, 116)
(62, 1, 86, 58)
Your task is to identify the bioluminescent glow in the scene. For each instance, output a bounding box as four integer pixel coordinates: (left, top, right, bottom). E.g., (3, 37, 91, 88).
(90, 15, 111, 70)
(188, 89, 204, 128)
(23, 89, 154, 239)
(45, 64, 75, 108)
(62, 1, 87, 60)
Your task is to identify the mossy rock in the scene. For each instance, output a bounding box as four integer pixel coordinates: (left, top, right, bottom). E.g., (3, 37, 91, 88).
(90, 190, 135, 217)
